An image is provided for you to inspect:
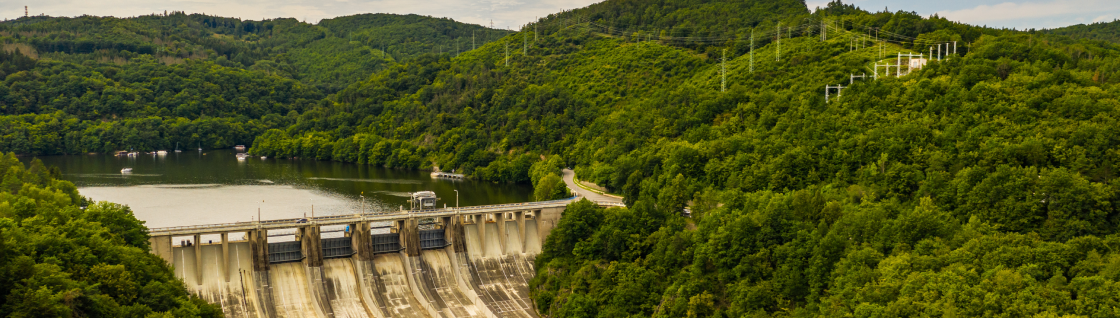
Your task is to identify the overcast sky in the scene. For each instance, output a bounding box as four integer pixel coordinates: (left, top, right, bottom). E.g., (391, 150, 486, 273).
(2, 0, 1118, 30)
(806, 0, 1120, 29)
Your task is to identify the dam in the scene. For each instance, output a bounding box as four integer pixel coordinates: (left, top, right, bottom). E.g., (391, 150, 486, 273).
(148, 197, 624, 318)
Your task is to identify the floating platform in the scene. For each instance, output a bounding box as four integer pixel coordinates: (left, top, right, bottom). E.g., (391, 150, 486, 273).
(430, 171, 466, 179)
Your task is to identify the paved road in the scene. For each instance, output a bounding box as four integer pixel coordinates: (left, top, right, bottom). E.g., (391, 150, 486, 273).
(562, 169, 624, 204)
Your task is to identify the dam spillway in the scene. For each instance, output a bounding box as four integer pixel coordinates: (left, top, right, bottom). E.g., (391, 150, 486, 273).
(148, 200, 598, 318)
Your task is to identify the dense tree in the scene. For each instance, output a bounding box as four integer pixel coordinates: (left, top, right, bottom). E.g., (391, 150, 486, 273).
(0, 13, 510, 153)
(0, 152, 220, 317)
(5, 0, 1120, 316)
(1045, 19, 1120, 44)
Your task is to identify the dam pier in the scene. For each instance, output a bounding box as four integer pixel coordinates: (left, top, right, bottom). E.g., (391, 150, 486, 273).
(148, 198, 623, 318)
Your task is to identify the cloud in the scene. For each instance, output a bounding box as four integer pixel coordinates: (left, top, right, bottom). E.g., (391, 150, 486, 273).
(805, 1, 830, 12)
(936, 0, 1120, 25)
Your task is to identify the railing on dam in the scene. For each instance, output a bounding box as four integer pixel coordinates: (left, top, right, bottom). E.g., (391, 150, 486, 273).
(148, 197, 625, 236)
(148, 197, 626, 236)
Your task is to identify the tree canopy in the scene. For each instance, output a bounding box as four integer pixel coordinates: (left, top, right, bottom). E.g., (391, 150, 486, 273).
(4, 0, 1120, 316)
(0, 153, 221, 317)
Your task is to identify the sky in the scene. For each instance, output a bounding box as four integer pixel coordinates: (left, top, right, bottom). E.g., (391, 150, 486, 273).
(805, 0, 1120, 29)
(2, 0, 1119, 30)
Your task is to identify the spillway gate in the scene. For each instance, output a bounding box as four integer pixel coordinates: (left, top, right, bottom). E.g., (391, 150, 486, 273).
(371, 233, 401, 254)
(322, 237, 353, 258)
(418, 229, 447, 249)
(269, 241, 302, 263)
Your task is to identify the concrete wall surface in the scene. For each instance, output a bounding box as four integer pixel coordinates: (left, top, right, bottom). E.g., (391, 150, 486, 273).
(170, 216, 551, 317)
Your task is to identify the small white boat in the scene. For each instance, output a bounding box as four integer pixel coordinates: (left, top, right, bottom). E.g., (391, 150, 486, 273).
(234, 145, 247, 152)
(121, 168, 133, 173)
(236, 153, 249, 161)
(156, 150, 168, 155)
(260, 156, 268, 160)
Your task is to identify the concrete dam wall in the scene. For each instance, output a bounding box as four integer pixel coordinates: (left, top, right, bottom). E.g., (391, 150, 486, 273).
(166, 210, 560, 318)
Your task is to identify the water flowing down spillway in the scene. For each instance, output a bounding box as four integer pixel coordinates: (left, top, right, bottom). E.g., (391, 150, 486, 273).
(176, 242, 257, 318)
(413, 250, 488, 317)
(171, 218, 546, 318)
(463, 223, 539, 318)
(322, 258, 375, 318)
(268, 263, 324, 317)
(371, 253, 440, 317)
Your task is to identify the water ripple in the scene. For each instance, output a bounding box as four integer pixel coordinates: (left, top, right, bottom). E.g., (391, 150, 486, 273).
(306, 177, 422, 184)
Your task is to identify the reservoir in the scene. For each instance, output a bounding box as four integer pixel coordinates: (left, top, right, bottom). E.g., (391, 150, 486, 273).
(30, 150, 534, 228)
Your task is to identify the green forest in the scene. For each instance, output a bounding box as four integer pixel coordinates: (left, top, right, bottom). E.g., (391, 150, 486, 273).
(1045, 19, 1120, 44)
(6, 0, 1120, 316)
(0, 12, 508, 154)
(0, 153, 221, 317)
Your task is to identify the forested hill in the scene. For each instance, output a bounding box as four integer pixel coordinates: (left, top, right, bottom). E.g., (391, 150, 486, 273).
(543, 0, 809, 37)
(0, 13, 509, 154)
(1046, 19, 1120, 44)
(0, 12, 510, 91)
(251, 0, 1120, 316)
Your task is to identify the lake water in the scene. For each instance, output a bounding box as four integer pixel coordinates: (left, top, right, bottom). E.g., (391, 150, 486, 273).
(30, 150, 533, 230)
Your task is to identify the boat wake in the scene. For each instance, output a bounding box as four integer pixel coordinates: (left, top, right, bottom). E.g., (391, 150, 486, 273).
(70, 173, 163, 177)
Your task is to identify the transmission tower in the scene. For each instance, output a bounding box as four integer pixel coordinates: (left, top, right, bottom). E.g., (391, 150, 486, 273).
(721, 49, 727, 92)
(748, 28, 757, 72)
(776, 22, 781, 62)
(850, 73, 866, 85)
(821, 19, 826, 41)
(825, 85, 845, 103)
